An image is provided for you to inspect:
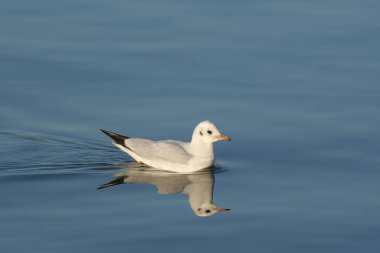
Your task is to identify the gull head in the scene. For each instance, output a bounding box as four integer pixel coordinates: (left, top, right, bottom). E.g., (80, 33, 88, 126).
(195, 203, 230, 217)
(194, 120, 231, 143)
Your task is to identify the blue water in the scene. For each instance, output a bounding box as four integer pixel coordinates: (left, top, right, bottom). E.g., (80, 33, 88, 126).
(1, 0, 380, 252)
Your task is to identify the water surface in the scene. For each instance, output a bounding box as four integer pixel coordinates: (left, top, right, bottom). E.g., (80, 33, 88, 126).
(1, 0, 380, 252)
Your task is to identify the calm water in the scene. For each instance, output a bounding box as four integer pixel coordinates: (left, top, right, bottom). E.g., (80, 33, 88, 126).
(1, 0, 380, 252)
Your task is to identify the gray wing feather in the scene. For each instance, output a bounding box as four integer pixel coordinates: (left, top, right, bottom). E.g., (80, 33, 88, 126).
(124, 138, 192, 164)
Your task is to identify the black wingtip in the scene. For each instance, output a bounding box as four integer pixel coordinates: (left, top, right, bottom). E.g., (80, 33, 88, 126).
(100, 129, 129, 146)
(97, 176, 127, 190)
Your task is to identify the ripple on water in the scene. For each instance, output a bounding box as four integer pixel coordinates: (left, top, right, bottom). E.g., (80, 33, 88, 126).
(0, 130, 229, 177)
(0, 130, 124, 177)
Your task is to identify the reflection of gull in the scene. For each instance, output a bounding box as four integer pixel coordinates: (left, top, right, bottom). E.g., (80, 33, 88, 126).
(98, 165, 230, 217)
(100, 121, 231, 173)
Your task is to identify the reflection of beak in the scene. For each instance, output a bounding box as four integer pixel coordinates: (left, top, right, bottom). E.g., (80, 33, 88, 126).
(218, 134, 232, 141)
(213, 207, 231, 212)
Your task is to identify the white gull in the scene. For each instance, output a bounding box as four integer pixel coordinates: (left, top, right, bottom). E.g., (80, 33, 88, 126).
(100, 120, 231, 173)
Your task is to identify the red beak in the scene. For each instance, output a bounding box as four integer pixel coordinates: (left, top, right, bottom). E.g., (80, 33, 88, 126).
(212, 207, 231, 212)
(218, 134, 232, 141)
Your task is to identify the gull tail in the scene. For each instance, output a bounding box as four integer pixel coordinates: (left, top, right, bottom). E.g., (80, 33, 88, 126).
(97, 176, 127, 190)
(100, 129, 129, 147)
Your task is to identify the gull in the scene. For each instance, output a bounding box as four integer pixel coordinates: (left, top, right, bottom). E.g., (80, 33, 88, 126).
(97, 165, 230, 217)
(100, 120, 231, 173)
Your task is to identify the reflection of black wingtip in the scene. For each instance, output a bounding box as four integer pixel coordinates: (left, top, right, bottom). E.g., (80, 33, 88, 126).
(97, 176, 127, 190)
(100, 129, 129, 147)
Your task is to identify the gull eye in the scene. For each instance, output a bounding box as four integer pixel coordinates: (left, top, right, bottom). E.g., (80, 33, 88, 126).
(205, 209, 211, 213)
(207, 130, 212, 135)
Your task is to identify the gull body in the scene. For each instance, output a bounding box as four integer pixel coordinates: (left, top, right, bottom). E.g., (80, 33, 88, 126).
(101, 121, 231, 173)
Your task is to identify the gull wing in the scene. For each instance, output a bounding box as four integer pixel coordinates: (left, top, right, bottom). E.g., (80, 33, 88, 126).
(125, 138, 193, 164)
